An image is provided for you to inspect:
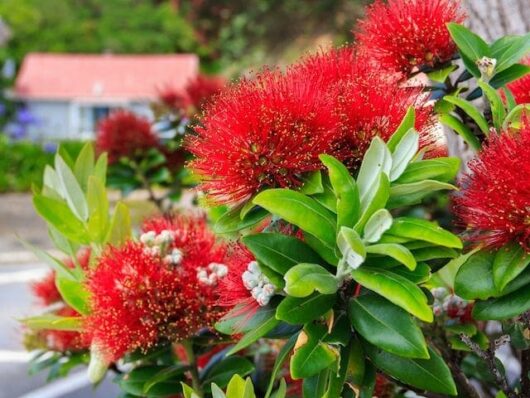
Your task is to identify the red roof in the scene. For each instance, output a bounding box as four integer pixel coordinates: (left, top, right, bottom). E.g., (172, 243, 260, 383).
(14, 53, 199, 101)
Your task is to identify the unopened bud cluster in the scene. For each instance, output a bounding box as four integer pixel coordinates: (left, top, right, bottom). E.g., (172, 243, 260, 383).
(197, 262, 228, 286)
(140, 230, 183, 266)
(242, 261, 276, 306)
(432, 287, 469, 319)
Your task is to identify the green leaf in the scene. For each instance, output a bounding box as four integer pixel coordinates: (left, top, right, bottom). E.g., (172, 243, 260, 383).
(366, 243, 416, 270)
(337, 227, 366, 270)
(264, 335, 297, 398)
(454, 250, 496, 300)
(276, 293, 336, 324)
(226, 376, 255, 398)
(299, 171, 323, 195)
(349, 295, 428, 358)
(284, 263, 338, 298)
(254, 189, 337, 250)
(226, 311, 280, 355)
(351, 267, 433, 322)
(290, 323, 338, 379)
(386, 217, 462, 249)
(116, 366, 181, 397)
(94, 153, 108, 187)
(143, 365, 188, 394)
(181, 383, 200, 398)
(242, 233, 322, 275)
(357, 137, 392, 205)
(490, 33, 530, 73)
(270, 379, 286, 398)
(388, 180, 457, 208)
(56, 276, 90, 315)
(412, 246, 458, 262)
(365, 344, 457, 396)
(387, 108, 415, 152)
(201, 357, 254, 388)
(503, 104, 530, 130)
(363, 209, 393, 243)
(73, 142, 95, 191)
(214, 205, 269, 234)
(21, 315, 83, 331)
(490, 63, 530, 88)
(390, 262, 431, 284)
(396, 157, 461, 184)
(447, 23, 490, 62)
(389, 129, 419, 181)
(212, 384, 226, 398)
(55, 155, 89, 221)
(33, 195, 90, 244)
(438, 114, 481, 151)
(303, 369, 330, 398)
(303, 232, 339, 266)
(478, 80, 506, 130)
(319, 154, 360, 228)
(19, 239, 75, 279)
(428, 64, 458, 83)
(443, 96, 489, 135)
(493, 243, 530, 292)
(473, 283, 530, 320)
(354, 172, 390, 234)
(105, 201, 131, 246)
(87, 176, 109, 243)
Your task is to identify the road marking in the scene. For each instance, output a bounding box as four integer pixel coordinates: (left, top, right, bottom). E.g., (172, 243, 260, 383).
(0, 350, 33, 363)
(0, 268, 48, 285)
(18, 371, 91, 398)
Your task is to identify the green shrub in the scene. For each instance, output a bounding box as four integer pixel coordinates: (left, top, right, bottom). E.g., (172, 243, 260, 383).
(0, 136, 85, 193)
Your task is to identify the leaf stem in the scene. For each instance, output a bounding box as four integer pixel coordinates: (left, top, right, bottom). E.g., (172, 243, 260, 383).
(181, 340, 203, 397)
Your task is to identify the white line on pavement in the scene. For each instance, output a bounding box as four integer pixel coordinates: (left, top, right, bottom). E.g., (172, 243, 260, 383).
(0, 268, 48, 285)
(18, 371, 90, 398)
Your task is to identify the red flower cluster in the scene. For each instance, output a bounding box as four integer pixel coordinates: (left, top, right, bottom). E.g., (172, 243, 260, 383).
(159, 74, 225, 113)
(187, 70, 338, 204)
(508, 58, 530, 104)
(188, 47, 437, 204)
(96, 110, 159, 164)
(85, 214, 228, 362)
(355, 0, 466, 74)
(454, 125, 530, 251)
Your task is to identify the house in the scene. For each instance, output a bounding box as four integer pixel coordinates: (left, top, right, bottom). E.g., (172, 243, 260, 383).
(13, 53, 199, 140)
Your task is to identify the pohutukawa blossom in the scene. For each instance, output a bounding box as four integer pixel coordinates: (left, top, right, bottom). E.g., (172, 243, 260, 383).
(185, 74, 225, 110)
(507, 58, 530, 104)
(86, 214, 228, 362)
(454, 125, 530, 251)
(187, 70, 338, 205)
(96, 110, 159, 164)
(355, 0, 466, 74)
(292, 47, 437, 168)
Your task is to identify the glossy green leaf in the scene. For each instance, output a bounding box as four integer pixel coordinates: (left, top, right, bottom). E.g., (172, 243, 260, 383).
(388, 180, 457, 208)
(390, 262, 431, 284)
(349, 295, 428, 358)
(284, 263, 338, 298)
(478, 80, 506, 130)
(357, 137, 392, 205)
(493, 243, 530, 292)
(303, 232, 339, 266)
(242, 233, 322, 275)
(264, 335, 297, 398)
(337, 227, 366, 270)
(320, 154, 360, 228)
(454, 250, 496, 300)
(387, 108, 415, 152)
(254, 189, 337, 250)
(55, 155, 89, 221)
(386, 217, 462, 249)
(143, 365, 188, 394)
(490, 33, 530, 73)
(366, 243, 416, 270)
(389, 129, 419, 181)
(447, 23, 490, 62)
(201, 357, 254, 388)
(276, 293, 336, 324)
(116, 366, 182, 397)
(299, 170, 324, 195)
(21, 315, 83, 331)
(290, 323, 338, 379)
(105, 201, 131, 246)
(56, 276, 90, 315)
(226, 376, 255, 398)
(365, 344, 457, 396)
(214, 205, 269, 234)
(216, 301, 277, 335)
(428, 64, 458, 83)
(473, 283, 530, 321)
(396, 157, 461, 184)
(363, 209, 392, 243)
(354, 172, 390, 234)
(226, 312, 280, 355)
(351, 267, 432, 322)
(443, 96, 489, 135)
(490, 63, 530, 88)
(73, 142, 95, 191)
(303, 370, 330, 398)
(87, 176, 109, 243)
(439, 114, 481, 150)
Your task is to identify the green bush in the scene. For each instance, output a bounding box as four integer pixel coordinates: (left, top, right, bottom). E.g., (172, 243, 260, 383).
(0, 136, 84, 193)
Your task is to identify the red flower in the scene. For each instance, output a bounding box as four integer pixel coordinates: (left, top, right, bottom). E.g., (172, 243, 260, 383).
(86, 214, 228, 362)
(292, 47, 437, 168)
(185, 74, 225, 110)
(374, 374, 395, 398)
(355, 0, 466, 74)
(454, 125, 530, 251)
(158, 86, 187, 111)
(96, 110, 159, 164)
(187, 69, 338, 205)
(507, 58, 530, 104)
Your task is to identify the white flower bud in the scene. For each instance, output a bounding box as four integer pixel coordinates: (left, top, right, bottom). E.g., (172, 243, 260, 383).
(140, 231, 156, 246)
(431, 287, 449, 300)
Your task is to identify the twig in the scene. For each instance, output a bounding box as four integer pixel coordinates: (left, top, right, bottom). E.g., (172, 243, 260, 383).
(460, 333, 517, 398)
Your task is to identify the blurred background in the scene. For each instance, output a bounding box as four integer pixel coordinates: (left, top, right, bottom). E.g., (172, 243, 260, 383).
(0, 0, 527, 397)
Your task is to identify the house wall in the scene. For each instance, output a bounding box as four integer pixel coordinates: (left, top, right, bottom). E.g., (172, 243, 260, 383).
(24, 100, 153, 142)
